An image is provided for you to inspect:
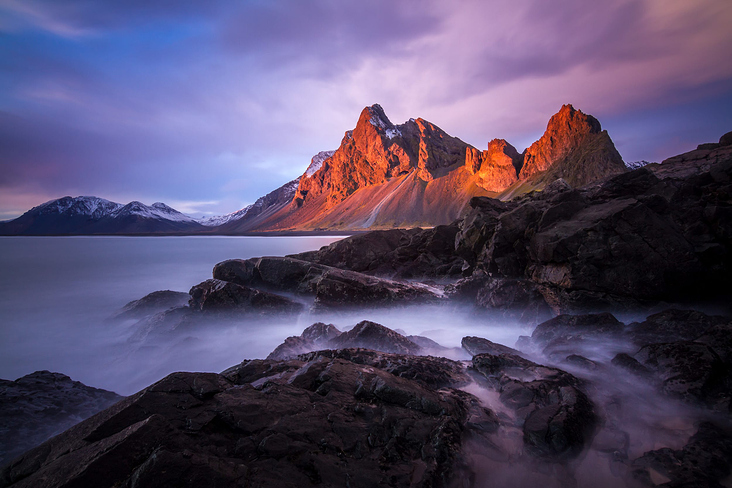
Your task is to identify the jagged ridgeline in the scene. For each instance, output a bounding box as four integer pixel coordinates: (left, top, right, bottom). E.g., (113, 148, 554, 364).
(0, 104, 627, 235)
(219, 103, 627, 232)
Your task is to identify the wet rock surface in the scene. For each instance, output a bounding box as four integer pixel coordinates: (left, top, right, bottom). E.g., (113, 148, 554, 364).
(213, 256, 442, 309)
(109, 290, 189, 321)
(0, 371, 122, 466)
(470, 351, 597, 460)
(631, 422, 732, 488)
(526, 312, 626, 358)
(267, 320, 423, 360)
(626, 308, 729, 346)
(0, 352, 480, 488)
(188, 278, 304, 315)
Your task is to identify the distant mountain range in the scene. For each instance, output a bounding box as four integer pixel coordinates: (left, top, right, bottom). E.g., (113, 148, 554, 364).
(1, 104, 629, 235)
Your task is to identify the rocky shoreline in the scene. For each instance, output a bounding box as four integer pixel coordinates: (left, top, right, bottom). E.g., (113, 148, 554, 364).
(1, 132, 731, 487)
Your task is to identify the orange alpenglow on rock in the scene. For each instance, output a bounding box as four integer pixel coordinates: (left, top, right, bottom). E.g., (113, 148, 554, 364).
(294, 104, 471, 210)
(517, 104, 625, 187)
(466, 139, 523, 192)
(219, 103, 626, 232)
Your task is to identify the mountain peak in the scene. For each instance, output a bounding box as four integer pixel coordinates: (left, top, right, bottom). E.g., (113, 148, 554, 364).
(357, 104, 395, 134)
(518, 104, 608, 180)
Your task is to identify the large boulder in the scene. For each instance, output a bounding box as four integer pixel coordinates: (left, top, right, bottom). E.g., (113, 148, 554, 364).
(627, 309, 730, 346)
(109, 290, 189, 322)
(267, 321, 423, 360)
(631, 422, 732, 488)
(312, 268, 441, 309)
(526, 312, 625, 358)
(290, 225, 466, 280)
(633, 341, 731, 411)
(1, 352, 487, 488)
(474, 278, 553, 325)
(0, 371, 122, 465)
(461, 337, 522, 357)
(328, 321, 422, 355)
(213, 257, 442, 308)
(471, 352, 597, 460)
(266, 322, 342, 360)
(188, 279, 304, 315)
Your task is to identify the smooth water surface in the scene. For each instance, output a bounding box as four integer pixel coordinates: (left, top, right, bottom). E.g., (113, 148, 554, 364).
(0, 236, 534, 395)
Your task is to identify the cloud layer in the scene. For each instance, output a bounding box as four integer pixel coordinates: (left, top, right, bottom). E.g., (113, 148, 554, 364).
(1, 0, 731, 219)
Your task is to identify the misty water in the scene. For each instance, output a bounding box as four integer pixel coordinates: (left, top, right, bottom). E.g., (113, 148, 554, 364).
(1, 236, 727, 486)
(0, 236, 534, 396)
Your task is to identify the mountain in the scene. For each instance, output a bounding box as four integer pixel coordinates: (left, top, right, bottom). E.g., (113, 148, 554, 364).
(1, 104, 627, 235)
(215, 178, 302, 233)
(499, 104, 626, 199)
(0, 196, 206, 235)
(224, 103, 625, 232)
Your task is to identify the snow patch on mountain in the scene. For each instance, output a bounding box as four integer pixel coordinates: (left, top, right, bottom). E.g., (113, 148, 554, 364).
(625, 160, 654, 170)
(369, 114, 387, 129)
(35, 196, 123, 219)
(28, 196, 205, 224)
(305, 150, 335, 178)
(195, 205, 253, 227)
(385, 128, 401, 139)
(108, 201, 198, 223)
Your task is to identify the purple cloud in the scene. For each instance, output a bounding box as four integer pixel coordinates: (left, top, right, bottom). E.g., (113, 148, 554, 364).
(1, 0, 731, 219)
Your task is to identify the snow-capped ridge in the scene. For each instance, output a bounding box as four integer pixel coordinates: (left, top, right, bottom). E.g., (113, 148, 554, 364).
(305, 150, 336, 178)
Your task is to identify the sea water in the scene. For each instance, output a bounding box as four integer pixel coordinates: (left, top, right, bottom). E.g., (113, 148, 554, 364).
(0, 236, 534, 395)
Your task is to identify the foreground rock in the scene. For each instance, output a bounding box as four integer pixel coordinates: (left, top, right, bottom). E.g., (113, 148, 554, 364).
(631, 422, 732, 488)
(461, 336, 522, 357)
(0, 352, 483, 488)
(0, 371, 122, 466)
(470, 351, 597, 460)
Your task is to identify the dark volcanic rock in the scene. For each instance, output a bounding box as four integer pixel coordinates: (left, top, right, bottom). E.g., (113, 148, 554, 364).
(451, 137, 732, 309)
(461, 336, 521, 357)
(109, 290, 189, 321)
(188, 279, 304, 315)
(474, 278, 553, 325)
(328, 321, 422, 355)
(213, 256, 441, 308)
(0, 371, 122, 466)
(627, 308, 729, 346)
(1, 353, 483, 488)
(266, 322, 342, 360)
(611, 353, 653, 379)
(528, 312, 625, 358)
(471, 352, 597, 460)
(291, 225, 466, 280)
(268, 321, 423, 360)
(631, 422, 732, 488)
(312, 268, 440, 309)
(633, 341, 731, 411)
(695, 322, 732, 364)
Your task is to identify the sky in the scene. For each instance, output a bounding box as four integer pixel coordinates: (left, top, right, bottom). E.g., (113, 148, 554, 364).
(1, 0, 732, 220)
